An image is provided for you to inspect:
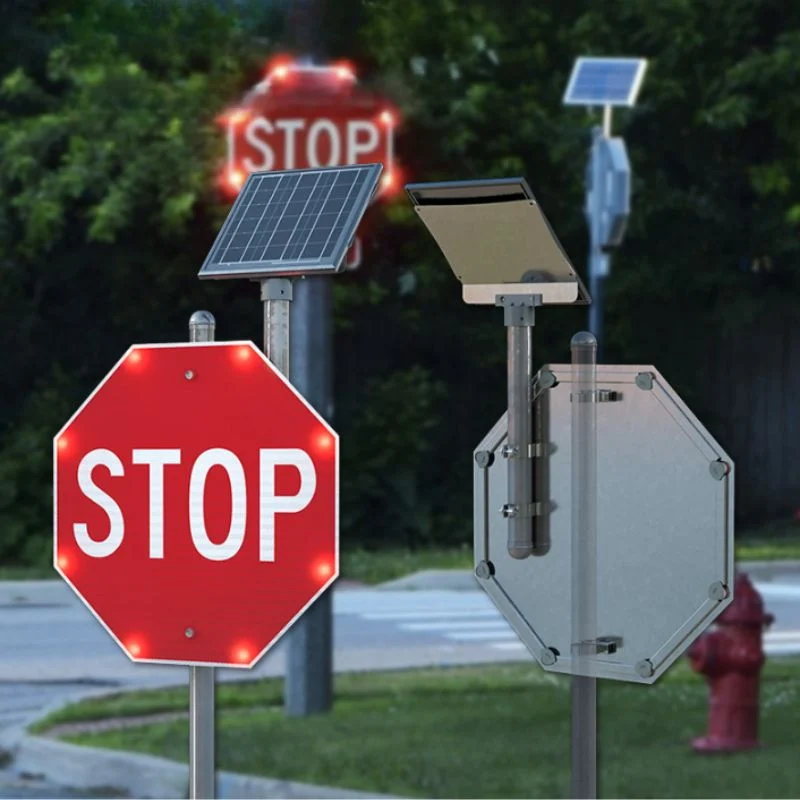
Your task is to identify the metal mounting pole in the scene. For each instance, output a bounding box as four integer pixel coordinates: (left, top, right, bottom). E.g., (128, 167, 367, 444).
(498, 295, 541, 559)
(283, 0, 334, 721)
(587, 126, 610, 362)
(262, 280, 340, 719)
(286, 276, 334, 717)
(188, 310, 217, 800)
(570, 331, 598, 800)
(262, 279, 293, 372)
(587, 267, 605, 362)
(602, 105, 612, 138)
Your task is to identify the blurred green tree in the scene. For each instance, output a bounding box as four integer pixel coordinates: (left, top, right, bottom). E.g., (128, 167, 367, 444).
(0, 0, 281, 564)
(334, 0, 800, 542)
(2, 0, 799, 563)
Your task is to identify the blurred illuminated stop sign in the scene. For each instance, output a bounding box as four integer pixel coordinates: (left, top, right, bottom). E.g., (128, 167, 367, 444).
(54, 342, 338, 667)
(219, 59, 400, 198)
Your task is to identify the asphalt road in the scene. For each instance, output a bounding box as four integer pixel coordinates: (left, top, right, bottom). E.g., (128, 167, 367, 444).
(3, 575, 800, 717)
(1, 571, 799, 796)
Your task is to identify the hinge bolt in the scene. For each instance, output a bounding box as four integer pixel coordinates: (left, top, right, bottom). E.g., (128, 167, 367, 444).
(474, 450, 494, 468)
(635, 659, 654, 678)
(708, 581, 729, 601)
(540, 648, 557, 666)
(539, 369, 557, 389)
(709, 460, 730, 480)
(475, 561, 494, 579)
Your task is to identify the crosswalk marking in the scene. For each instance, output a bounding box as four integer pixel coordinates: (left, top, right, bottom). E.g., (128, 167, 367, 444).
(339, 583, 800, 658)
(445, 630, 519, 642)
(492, 641, 526, 651)
(755, 583, 800, 599)
(361, 609, 498, 621)
(400, 620, 509, 632)
(763, 630, 800, 640)
(765, 642, 800, 655)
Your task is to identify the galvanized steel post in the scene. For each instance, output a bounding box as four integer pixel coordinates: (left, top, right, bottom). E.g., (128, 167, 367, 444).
(261, 279, 293, 373)
(506, 324, 534, 558)
(570, 331, 598, 800)
(499, 295, 540, 560)
(188, 310, 217, 800)
(286, 276, 334, 717)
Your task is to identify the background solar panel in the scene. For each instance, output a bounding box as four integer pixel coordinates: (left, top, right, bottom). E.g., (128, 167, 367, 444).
(199, 163, 382, 279)
(563, 58, 647, 107)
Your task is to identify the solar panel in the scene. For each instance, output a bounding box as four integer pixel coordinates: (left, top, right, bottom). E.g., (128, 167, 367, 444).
(199, 163, 382, 279)
(563, 57, 647, 107)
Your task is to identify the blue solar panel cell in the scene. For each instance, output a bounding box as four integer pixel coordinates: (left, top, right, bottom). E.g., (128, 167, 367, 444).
(199, 163, 382, 279)
(571, 62, 638, 103)
(563, 58, 647, 107)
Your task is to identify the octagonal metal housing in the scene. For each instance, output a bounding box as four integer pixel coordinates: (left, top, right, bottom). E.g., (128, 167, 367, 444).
(473, 364, 734, 684)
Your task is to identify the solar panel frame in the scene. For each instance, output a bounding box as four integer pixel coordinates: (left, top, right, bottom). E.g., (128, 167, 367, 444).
(199, 163, 383, 280)
(563, 57, 647, 107)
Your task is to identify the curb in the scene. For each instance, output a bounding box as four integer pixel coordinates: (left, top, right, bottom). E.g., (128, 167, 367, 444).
(0, 688, 396, 800)
(9, 734, 393, 799)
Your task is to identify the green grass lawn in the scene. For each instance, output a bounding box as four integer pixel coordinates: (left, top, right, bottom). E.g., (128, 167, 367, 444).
(40, 660, 800, 799)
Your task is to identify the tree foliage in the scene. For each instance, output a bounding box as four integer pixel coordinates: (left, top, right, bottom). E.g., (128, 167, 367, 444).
(0, 0, 279, 563)
(338, 0, 800, 539)
(1, 0, 799, 563)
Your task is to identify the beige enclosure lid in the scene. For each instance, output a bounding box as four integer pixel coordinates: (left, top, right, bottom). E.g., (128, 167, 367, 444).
(406, 177, 589, 305)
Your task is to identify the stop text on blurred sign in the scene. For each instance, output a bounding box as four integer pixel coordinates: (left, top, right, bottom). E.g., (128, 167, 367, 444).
(218, 57, 400, 198)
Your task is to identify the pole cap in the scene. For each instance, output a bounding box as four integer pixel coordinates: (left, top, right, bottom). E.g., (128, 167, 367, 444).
(570, 330, 597, 349)
(189, 310, 216, 343)
(189, 310, 216, 326)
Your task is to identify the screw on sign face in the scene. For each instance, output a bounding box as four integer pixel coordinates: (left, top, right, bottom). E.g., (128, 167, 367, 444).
(54, 342, 338, 667)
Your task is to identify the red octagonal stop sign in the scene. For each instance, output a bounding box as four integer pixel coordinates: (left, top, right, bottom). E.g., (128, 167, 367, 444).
(53, 342, 338, 667)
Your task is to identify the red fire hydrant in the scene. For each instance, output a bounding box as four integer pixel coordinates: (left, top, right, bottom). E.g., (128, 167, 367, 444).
(687, 572, 774, 752)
